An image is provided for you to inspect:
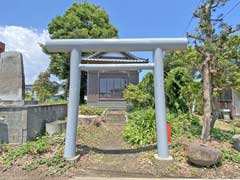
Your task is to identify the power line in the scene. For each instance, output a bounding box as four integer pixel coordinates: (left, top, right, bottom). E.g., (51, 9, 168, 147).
(222, 0, 240, 19)
(183, 0, 202, 36)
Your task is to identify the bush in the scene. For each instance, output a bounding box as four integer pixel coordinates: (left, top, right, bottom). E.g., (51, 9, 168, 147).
(123, 72, 154, 109)
(123, 108, 156, 145)
(79, 105, 106, 116)
(123, 109, 201, 146)
(167, 113, 201, 139)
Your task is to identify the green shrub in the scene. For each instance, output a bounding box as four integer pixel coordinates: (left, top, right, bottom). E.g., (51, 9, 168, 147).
(79, 105, 106, 116)
(165, 67, 202, 113)
(123, 72, 154, 109)
(211, 128, 234, 142)
(123, 109, 201, 146)
(167, 113, 201, 139)
(123, 108, 156, 145)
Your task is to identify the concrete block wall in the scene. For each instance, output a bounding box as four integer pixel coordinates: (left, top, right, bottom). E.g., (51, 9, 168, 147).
(27, 104, 67, 140)
(0, 104, 67, 144)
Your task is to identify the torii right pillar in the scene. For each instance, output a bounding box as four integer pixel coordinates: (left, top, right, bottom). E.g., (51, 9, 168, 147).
(153, 48, 172, 160)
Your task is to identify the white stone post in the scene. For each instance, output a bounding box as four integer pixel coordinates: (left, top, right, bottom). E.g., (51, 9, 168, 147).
(64, 48, 81, 159)
(153, 48, 172, 160)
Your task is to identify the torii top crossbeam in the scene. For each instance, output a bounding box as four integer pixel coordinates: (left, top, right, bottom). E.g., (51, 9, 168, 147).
(45, 38, 188, 52)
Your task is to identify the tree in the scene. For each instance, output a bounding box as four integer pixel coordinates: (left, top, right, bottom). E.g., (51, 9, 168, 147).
(165, 67, 200, 113)
(164, 48, 203, 114)
(187, 0, 240, 141)
(32, 71, 57, 103)
(45, 2, 118, 101)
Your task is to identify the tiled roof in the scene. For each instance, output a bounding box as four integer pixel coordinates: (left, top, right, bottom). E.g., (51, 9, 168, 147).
(82, 52, 148, 63)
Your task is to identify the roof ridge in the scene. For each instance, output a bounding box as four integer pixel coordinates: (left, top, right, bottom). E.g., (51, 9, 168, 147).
(84, 52, 148, 61)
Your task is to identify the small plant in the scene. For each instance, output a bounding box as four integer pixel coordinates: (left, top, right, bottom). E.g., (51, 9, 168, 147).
(23, 151, 75, 174)
(233, 119, 240, 128)
(0, 133, 74, 174)
(222, 148, 240, 163)
(123, 108, 156, 145)
(211, 128, 234, 142)
(79, 105, 106, 116)
(1, 136, 49, 166)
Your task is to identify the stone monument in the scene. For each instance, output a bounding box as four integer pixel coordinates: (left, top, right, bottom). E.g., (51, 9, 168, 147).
(0, 51, 25, 105)
(0, 51, 67, 144)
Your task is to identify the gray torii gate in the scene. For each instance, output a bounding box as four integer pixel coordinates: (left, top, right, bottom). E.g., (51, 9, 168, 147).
(45, 38, 188, 160)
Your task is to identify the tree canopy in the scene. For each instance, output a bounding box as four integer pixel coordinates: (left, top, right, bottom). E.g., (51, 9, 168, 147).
(45, 2, 118, 100)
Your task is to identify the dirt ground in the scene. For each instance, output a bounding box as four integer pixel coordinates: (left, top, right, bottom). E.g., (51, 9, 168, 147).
(1, 112, 240, 180)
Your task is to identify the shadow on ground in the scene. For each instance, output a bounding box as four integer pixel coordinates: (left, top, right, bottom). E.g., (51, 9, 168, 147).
(76, 144, 156, 155)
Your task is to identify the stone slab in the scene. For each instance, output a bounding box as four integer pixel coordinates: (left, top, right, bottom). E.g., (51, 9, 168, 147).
(0, 51, 25, 101)
(46, 120, 66, 135)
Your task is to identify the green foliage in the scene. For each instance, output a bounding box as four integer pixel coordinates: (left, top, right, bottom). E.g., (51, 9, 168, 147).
(164, 48, 204, 114)
(44, 99, 67, 105)
(165, 67, 200, 113)
(210, 128, 234, 142)
(123, 108, 201, 146)
(124, 69, 202, 114)
(168, 113, 202, 140)
(48, 2, 118, 40)
(79, 105, 106, 116)
(0, 134, 74, 174)
(23, 152, 74, 174)
(123, 72, 154, 108)
(1, 136, 49, 166)
(211, 35, 240, 91)
(45, 2, 118, 100)
(222, 149, 240, 163)
(123, 108, 156, 145)
(24, 92, 33, 101)
(32, 71, 57, 103)
(164, 47, 201, 77)
(233, 119, 240, 128)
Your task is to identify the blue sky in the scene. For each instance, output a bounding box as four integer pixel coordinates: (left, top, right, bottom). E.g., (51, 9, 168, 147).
(0, 0, 239, 83)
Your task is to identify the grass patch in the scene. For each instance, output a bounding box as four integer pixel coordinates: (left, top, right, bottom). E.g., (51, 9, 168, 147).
(79, 105, 107, 116)
(43, 99, 67, 105)
(0, 133, 74, 174)
(1, 136, 49, 166)
(222, 148, 240, 163)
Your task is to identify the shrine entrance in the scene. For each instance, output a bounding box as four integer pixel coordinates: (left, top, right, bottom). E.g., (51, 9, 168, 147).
(45, 38, 188, 160)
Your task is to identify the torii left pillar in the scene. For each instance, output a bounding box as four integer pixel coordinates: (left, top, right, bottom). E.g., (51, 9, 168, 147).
(64, 48, 81, 159)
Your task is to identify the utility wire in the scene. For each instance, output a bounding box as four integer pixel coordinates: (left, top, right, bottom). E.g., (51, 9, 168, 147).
(222, 0, 240, 19)
(183, 0, 202, 36)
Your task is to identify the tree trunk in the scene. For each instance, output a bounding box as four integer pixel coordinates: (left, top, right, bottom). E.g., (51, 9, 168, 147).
(201, 54, 212, 141)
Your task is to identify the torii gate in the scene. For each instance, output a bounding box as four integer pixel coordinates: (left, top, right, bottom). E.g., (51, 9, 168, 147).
(45, 38, 188, 160)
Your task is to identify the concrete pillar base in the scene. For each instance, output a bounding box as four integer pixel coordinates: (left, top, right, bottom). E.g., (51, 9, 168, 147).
(65, 154, 80, 162)
(154, 154, 173, 161)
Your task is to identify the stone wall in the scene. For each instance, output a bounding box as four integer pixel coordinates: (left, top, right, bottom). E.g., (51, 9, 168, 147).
(0, 104, 67, 144)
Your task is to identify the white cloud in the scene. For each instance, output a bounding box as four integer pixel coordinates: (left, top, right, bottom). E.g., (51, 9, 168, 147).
(0, 26, 50, 84)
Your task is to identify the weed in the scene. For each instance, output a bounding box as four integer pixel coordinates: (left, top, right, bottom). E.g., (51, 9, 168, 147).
(222, 148, 240, 163)
(1, 136, 49, 166)
(79, 105, 107, 116)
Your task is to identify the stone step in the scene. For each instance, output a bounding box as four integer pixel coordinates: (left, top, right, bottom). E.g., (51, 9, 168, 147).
(45, 120, 66, 135)
(87, 101, 128, 110)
